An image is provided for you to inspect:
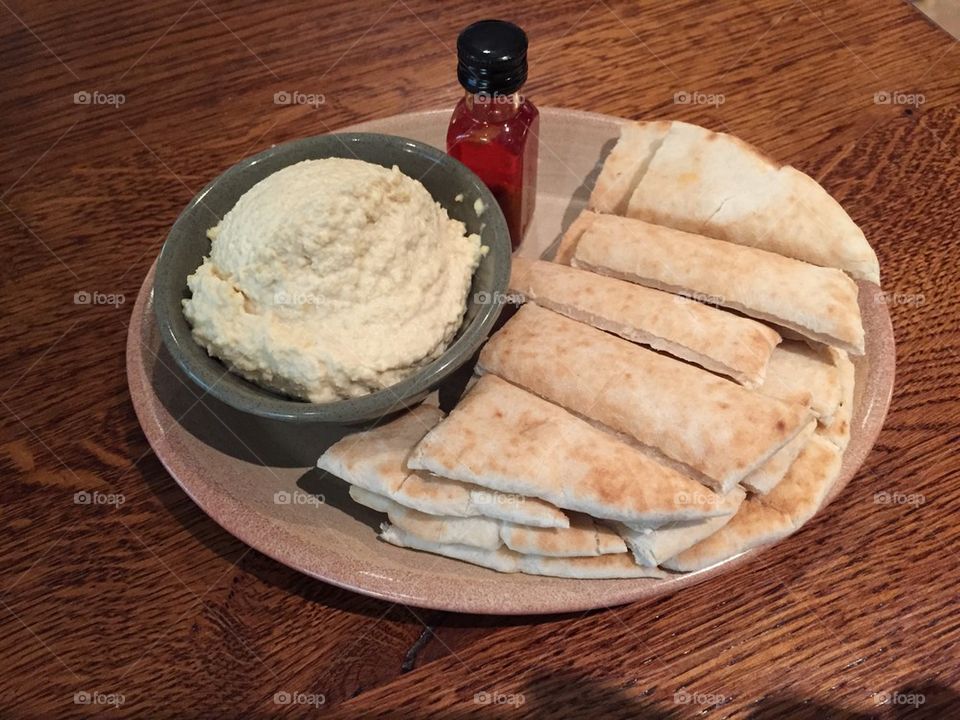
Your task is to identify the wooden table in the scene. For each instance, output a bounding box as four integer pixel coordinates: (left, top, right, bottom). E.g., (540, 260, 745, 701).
(2, 0, 958, 717)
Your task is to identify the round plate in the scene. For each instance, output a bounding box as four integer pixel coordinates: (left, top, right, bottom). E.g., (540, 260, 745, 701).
(126, 108, 895, 614)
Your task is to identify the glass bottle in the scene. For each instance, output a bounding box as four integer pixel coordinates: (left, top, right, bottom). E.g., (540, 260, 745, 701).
(447, 20, 539, 250)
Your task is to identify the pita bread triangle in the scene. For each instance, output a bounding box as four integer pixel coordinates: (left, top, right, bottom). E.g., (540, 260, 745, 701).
(614, 120, 879, 283)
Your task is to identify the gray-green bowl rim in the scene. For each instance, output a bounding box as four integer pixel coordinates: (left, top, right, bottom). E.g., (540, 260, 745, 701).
(153, 132, 511, 423)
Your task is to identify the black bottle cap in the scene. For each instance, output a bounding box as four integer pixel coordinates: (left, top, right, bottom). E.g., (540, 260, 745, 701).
(457, 20, 528, 95)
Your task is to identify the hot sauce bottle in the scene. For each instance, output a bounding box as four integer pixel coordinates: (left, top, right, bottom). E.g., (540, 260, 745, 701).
(447, 20, 539, 250)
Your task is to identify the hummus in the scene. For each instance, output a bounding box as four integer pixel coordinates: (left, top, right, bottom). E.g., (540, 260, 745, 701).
(183, 158, 483, 402)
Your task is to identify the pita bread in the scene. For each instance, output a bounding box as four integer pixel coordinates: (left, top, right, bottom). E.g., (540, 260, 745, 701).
(818, 350, 855, 452)
(660, 499, 794, 572)
(395, 473, 570, 529)
(381, 524, 518, 573)
(319, 406, 571, 529)
(742, 420, 816, 495)
(500, 514, 627, 557)
(477, 305, 811, 491)
(517, 551, 666, 579)
(357, 488, 622, 558)
(759, 342, 844, 424)
(317, 404, 443, 495)
(348, 485, 393, 513)
(349, 486, 502, 550)
(663, 434, 843, 572)
(621, 120, 879, 283)
(759, 434, 843, 526)
(572, 212, 865, 355)
(509, 257, 780, 388)
(701, 165, 880, 285)
(588, 120, 671, 214)
(554, 209, 598, 265)
(380, 524, 666, 579)
(625, 121, 776, 234)
(618, 487, 746, 566)
(409, 374, 730, 524)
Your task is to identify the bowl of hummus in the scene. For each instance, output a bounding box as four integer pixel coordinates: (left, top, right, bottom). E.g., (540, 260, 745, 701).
(153, 133, 511, 423)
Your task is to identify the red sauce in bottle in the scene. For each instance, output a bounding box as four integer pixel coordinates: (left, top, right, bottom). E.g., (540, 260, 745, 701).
(446, 20, 538, 250)
(447, 94, 539, 249)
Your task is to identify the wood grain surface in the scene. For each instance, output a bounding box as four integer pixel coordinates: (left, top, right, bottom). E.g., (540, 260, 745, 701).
(2, 0, 959, 717)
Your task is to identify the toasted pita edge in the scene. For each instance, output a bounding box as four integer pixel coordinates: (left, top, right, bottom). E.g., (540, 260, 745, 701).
(553, 210, 598, 265)
(588, 120, 672, 214)
(660, 500, 794, 572)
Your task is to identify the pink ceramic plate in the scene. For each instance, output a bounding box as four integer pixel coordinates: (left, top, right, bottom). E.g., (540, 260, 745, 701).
(126, 108, 895, 614)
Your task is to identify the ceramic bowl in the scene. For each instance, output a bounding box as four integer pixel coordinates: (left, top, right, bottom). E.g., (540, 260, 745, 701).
(153, 133, 511, 423)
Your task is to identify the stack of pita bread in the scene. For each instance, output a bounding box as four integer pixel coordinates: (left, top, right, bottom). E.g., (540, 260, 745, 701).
(318, 120, 877, 578)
